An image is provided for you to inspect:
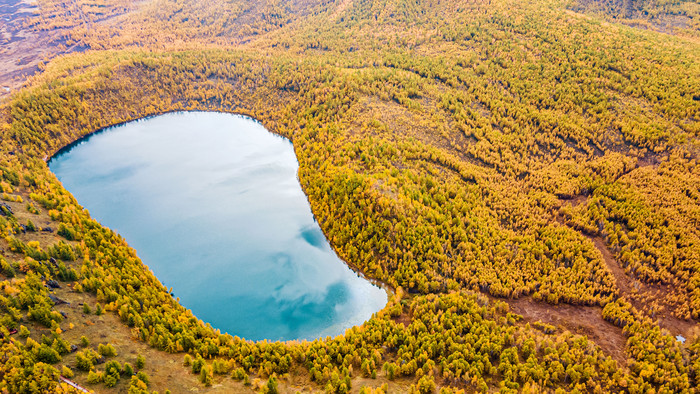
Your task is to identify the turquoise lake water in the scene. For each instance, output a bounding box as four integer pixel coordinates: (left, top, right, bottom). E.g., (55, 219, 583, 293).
(48, 111, 387, 341)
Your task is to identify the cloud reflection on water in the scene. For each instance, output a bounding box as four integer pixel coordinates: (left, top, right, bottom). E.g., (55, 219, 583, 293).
(49, 111, 387, 341)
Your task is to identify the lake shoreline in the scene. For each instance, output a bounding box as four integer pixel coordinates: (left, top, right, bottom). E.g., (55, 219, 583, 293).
(49, 111, 389, 342)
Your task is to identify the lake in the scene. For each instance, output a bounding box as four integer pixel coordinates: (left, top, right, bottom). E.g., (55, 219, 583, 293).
(48, 111, 387, 341)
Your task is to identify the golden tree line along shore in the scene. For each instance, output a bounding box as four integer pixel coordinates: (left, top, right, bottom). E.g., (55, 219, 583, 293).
(0, 0, 699, 392)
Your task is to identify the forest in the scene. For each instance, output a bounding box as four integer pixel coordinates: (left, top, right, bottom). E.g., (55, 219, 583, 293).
(0, 0, 699, 392)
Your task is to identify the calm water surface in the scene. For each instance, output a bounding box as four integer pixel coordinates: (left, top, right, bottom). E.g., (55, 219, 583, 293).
(49, 112, 387, 341)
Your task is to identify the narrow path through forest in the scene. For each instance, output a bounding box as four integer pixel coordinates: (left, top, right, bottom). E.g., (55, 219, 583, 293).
(591, 236, 633, 295)
(556, 196, 697, 339)
(588, 234, 698, 340)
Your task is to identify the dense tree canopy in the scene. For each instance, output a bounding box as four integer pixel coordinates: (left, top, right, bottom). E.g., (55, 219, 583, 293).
(1, 0, 698, 392)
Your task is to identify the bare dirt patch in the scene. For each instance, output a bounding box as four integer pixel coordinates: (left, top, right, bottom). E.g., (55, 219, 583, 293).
(392, 309, 411, 328)
(591, 236, 633, 295)
(588, 235, 698, 340)
(556, 195, 699, 343)
(506, 296, 628, 367)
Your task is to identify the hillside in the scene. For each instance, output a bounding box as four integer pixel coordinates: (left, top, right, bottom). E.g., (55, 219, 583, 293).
(0, 0, 699, 392)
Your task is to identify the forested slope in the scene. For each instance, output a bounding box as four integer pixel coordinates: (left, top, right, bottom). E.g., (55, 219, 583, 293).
(0, 0, 699, 392)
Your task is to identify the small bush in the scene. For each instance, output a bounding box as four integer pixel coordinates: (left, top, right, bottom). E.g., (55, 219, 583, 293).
(98, 343, 117, 357)
(86, 370, 103, 384)
(61, 365, 74, 378)
(135, 354, 145, 369)
(18, 325, 30, 338)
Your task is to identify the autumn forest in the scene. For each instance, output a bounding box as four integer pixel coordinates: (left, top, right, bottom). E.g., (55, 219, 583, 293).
(0, 0, 699, 392)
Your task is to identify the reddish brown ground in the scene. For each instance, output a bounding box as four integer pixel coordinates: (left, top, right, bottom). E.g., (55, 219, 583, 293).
(533, 194, 700, 365)
(506, 297, 628, 366)
(589, 235, 697, 340)
(495, 193, 700, 368)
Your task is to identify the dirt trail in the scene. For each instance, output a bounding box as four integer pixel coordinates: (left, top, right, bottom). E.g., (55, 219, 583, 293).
(588, 235, 697, 340)
(591, 236, 633, 295)
(506, 297, 628, 366)
(557, 196, 698, 340)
